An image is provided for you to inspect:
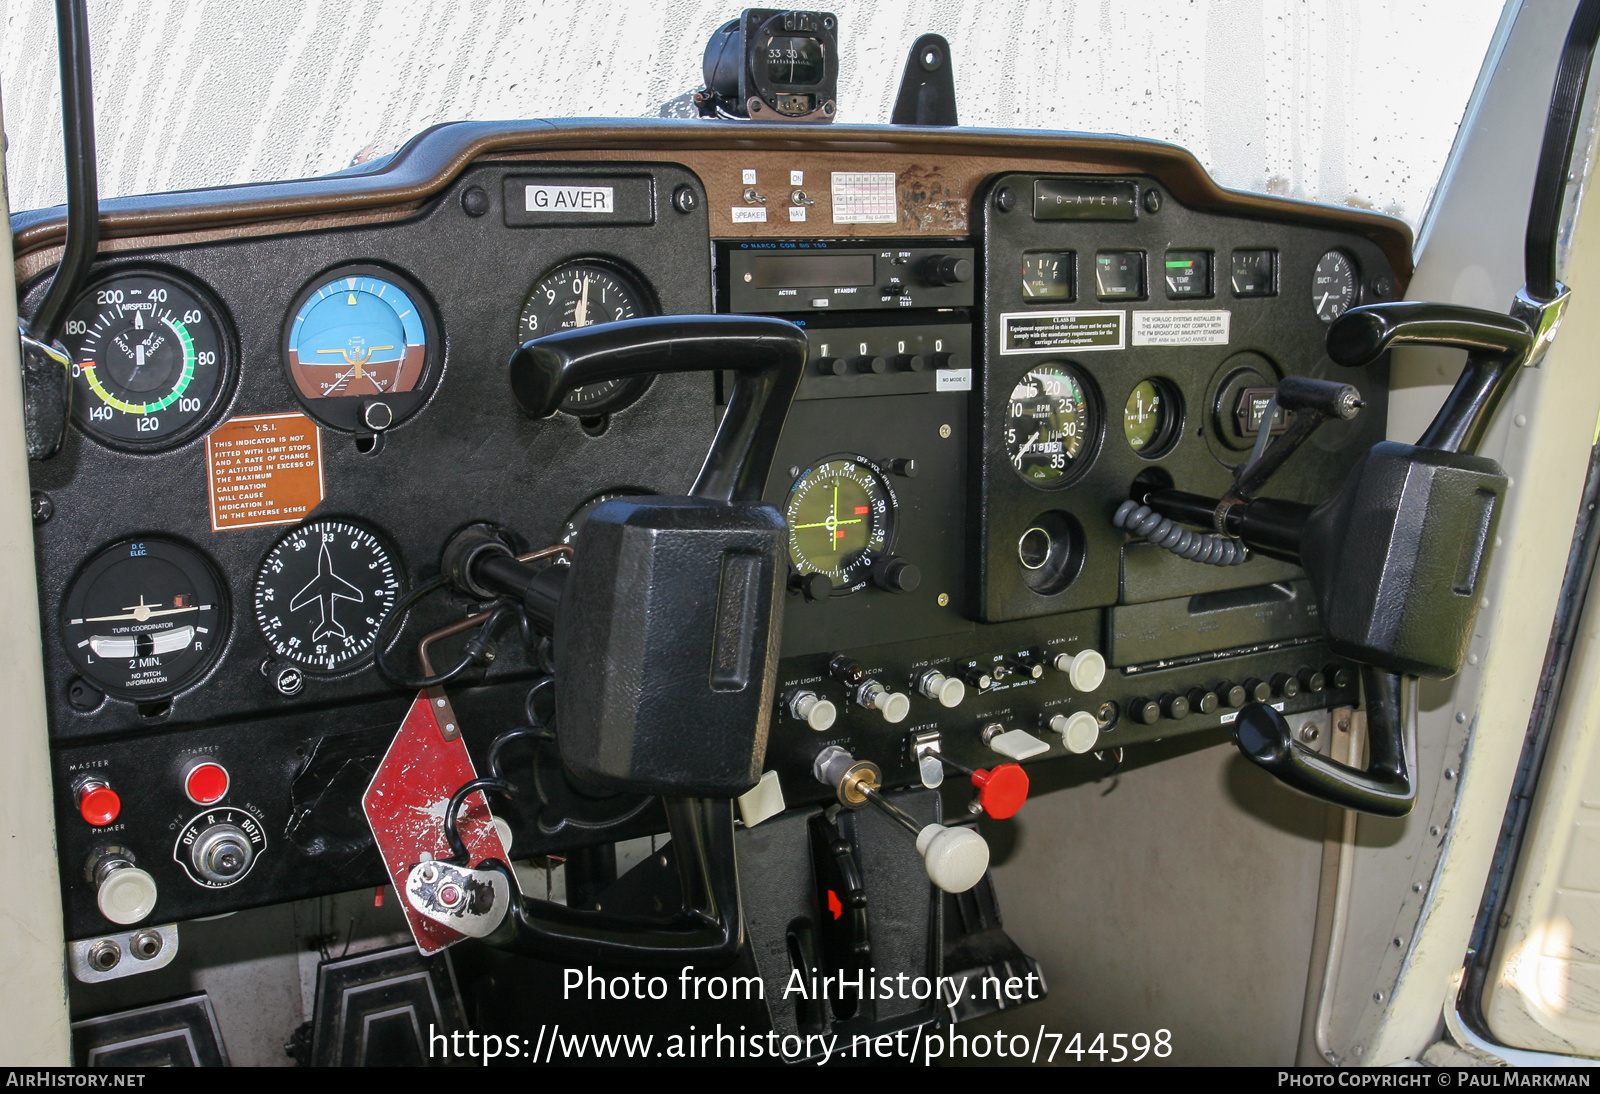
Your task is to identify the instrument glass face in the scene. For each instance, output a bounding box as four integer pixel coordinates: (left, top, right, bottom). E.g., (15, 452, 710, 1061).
(784, 455, 898, 594)
(61, 538, 228, 699)
(1021, 252, 1074, 301)
(1123, 378, 1181, 457)
(518, 262, 653, 414)
(287, 273, 429, 401)
(1005, 363, 1095, 486)
(1313, 250, 1359, 322)
(254, 521, 401, 674)
(60, 271, 230, 448)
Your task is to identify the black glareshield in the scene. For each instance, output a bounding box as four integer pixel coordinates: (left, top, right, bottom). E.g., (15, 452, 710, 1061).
(509, 313, 808, 503)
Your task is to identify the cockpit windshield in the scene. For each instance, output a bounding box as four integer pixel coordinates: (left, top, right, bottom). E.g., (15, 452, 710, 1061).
(4, 0, 1509, 228)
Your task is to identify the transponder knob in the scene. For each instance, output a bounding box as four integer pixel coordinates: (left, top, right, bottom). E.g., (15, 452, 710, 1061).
(787, 690, 837, 732)
(916, 670, 966, 708)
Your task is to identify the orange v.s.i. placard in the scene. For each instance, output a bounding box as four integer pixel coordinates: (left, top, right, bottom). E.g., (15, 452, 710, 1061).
(204, 412, 325, 532)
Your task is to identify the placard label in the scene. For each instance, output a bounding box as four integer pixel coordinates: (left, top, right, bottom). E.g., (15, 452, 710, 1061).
(831, 172, 898, 224)
(1131, 310, 1231, 346)
(936, 368, 973, 392)
(205, 412, 324, 532)
(1001, 311, 1125, 354)
(732, 206, 768, 223)
(523, 184, 613, 213)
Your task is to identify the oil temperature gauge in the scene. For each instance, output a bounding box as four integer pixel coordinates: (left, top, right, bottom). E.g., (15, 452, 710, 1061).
(784, 455, 899, 594)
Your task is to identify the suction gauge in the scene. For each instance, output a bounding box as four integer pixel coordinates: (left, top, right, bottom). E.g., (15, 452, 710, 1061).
(1313, 251, 1358, 322)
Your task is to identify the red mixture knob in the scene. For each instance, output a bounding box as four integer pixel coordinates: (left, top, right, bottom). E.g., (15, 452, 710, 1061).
(971, 763, 1029, 820)
(77, 782, 121, 827)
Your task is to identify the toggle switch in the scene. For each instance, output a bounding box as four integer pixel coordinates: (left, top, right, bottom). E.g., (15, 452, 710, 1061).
(787, 690, 837, 732)
(916, 669, 965, 709)
(1047, 710, 1101, 754)
(1053, 649, 1106, 692)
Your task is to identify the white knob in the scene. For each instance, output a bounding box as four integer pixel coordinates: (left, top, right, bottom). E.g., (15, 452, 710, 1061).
(916, 824, 990, 893)
(858, 681, 910, 723)
(788, 691, 838, 732)
(1054, 649, 1106, 692)
(97, 866, 158, 926)
(986, 727, 1050, 761)
(917, 671, 965, 709)
(1049, 711, 1101, 754)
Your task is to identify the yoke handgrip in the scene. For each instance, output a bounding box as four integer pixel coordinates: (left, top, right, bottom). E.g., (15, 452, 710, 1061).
(509, 314, 808, 504)
(1231, 666, 1414, 817)
(1328, 302, 1534, 456)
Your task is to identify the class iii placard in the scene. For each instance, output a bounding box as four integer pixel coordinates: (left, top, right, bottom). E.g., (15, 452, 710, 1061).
(831, 172, 898, 224)
(1001, 311, 1125, 354)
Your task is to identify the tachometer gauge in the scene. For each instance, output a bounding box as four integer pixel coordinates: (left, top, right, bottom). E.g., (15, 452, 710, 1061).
(519, 261, 655, 414)
(62, 538, 229, 700)
(784, 455, 898, 594)
(285, 266, 441, 432)
(254, 521, 402, 674)
(1005, 363, 1097, 486)
(1123, 378, 1181, 457)
(58, 271, 232, 448)
(1313, 251, 1358, 322)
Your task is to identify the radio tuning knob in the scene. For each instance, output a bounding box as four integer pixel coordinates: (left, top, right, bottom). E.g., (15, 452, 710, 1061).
(1216, 682, 1249, 708)
(871, 555, 921, 593)
(1160, 692, 1191, 720)
(1010, 655, 1044, 680)
(791, 571, 832, 601)
(1186, 687, 1219, 715)
(1299, 667, 1327, 693)
(916, 670, 966, 708)
(814, 356, 847, 376)
(1272, 672, 1301, 700)
(1130, 697, 1162, 725)
(1242, 677, 1272, 703)
(889, 353, 927, 372)
(930, 351, 966, 370)
(921, 255, 973, 287)
(787, 690, 838, 731)
(850, 354, 888, 374)
(963, 666, 994, 691)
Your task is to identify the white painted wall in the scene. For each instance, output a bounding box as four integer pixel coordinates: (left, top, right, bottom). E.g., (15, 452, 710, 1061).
(4, 0, 1505, 227)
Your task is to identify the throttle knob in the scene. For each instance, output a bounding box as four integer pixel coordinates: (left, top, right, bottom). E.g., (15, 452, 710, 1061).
(915, 824, 989, 893)
(922, 255, 974, 287)
(970, 764, 1030, 819)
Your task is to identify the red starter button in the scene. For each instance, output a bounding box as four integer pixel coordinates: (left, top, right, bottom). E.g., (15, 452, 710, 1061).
(971, 763, 1030, 820)
(185, 762, 230, 805)
(78, 784, 121, 827)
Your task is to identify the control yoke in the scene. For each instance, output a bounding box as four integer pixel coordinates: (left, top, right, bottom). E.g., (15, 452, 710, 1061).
(466, 314, 807, 967)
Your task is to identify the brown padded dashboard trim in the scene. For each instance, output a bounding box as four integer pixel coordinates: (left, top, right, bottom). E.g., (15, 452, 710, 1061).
(11, 118, 1414, 287)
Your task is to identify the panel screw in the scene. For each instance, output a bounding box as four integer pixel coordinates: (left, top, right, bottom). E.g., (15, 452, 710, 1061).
(1372, 991, 1384, 1003)
(1455, 711, 1467, 724)
(1430, 826, 1442, 837)
(1298, 722, 1320, 744)
(937, 593, 950, 607)
(1393, 937, 1405, 948)
(68, 677, 104, 712)
(671, 184, 699, 214)
(1444, 768, 1457, 781)
(30, 491, 52, 525)
(1142, 188, 1162, 214)
(994, 186, 1016, 213)
(939, 424, 952, 439)
(1372, 275, 1394, 299)
(1412, 882, 1424, 893)
(460, 186, 489, 217)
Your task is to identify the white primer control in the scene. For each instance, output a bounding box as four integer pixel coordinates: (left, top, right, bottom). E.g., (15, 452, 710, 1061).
(1054, 649, 1106, 692)
(97, 865, 158, 926)
(916, 824, 990, 893)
